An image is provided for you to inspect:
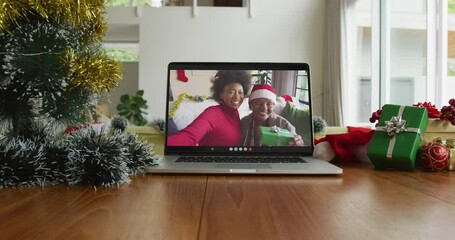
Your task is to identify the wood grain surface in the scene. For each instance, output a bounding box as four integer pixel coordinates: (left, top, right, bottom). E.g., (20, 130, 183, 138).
(1, 164, 455, 240)
(199, 164, 455, 240)
(0, 175, 207, 240)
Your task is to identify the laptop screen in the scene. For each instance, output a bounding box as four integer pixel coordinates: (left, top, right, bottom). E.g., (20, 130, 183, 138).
(165, 62, 313, 156)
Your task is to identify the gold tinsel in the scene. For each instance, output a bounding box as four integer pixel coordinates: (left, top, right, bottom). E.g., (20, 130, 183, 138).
(0, 0, 107, 43)
(169, 93, 209, 119)
(65, 50, 122, 93)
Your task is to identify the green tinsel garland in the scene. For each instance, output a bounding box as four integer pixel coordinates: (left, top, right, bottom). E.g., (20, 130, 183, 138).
(0, 136, 66, 188)
(65, 127, 130, 188)
(111, 115, 129, 132)
(313, 116, 327, 134)
(0, 125, 157, 189)
(124, 133, 157, 176)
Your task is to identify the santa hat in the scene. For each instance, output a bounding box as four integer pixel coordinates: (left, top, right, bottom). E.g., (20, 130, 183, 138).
(249, 84, 276, 104)
(313, 126, 374, 163)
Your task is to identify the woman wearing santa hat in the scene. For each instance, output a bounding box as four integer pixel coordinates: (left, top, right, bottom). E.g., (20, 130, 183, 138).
(240, 84, 303, 146)
(167, 70, 252, 146)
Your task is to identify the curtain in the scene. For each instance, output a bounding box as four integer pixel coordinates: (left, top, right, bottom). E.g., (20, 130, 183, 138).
(322, 0, 344, 126)
(272, 71, 297, 96)
(322, 0, 356, 126)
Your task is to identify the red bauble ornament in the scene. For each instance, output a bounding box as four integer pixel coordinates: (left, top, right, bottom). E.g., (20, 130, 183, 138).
(421, 143, 450, 171)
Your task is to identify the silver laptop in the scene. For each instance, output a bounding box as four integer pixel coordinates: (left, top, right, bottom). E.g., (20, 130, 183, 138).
(147, 62, 342, 174)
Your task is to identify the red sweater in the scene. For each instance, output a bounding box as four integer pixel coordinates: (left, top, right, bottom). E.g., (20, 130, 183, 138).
(167, 101, 241, 146)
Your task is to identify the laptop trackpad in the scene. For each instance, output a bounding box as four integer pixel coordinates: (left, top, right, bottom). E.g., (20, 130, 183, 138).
(215, 164, 272, 169)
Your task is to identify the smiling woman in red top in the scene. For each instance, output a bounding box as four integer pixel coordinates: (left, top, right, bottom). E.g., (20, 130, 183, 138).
(167, 70, 252, 146)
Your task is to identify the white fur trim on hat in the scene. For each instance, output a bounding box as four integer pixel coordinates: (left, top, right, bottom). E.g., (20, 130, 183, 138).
(249, 84, 277, 104)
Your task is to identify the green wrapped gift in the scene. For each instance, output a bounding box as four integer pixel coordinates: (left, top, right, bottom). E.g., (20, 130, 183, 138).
(367, 104, 428, 171)
(259, 126, 294, 146)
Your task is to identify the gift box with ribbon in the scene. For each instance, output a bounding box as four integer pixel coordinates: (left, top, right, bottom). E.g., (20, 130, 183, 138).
(449, 149, 455, 170)
(422, 119, 455, 144)
(367, 104, 428, 171)
(259, 126, 294, 146)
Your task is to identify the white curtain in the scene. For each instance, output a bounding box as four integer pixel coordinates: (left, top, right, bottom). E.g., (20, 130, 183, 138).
(272, 71, 297, 96)
(323, 0, 356, 126)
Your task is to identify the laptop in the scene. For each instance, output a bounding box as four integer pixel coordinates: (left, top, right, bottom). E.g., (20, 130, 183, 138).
(146, 62, 342, 174)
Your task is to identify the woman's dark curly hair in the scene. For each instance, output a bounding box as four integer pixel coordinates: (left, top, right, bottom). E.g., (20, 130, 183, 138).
(210, 70, 252, 102)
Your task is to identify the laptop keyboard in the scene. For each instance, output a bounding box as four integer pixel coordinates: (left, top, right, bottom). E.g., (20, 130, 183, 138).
(176, 156, 307, 163)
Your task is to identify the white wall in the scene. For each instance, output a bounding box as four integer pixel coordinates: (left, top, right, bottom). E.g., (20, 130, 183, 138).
(107, 62, 139, 116)
(139, 0, 325, 119)
(169, 70, 216, 100)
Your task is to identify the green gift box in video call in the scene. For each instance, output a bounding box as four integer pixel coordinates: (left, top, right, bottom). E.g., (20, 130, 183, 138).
(259, 126, 294, 146)
(367, 104, 428, 171)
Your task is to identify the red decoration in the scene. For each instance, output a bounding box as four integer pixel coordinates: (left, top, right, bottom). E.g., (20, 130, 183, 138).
(413, 102, 440, 118)
(440, 98, 455, 125)
(280, 95, 293, 102)
(369, 108, 383, 123)
(65, 125, 82, 134)
(421, 143, 449, 171)
(315, 126, 374, 162)
(64, 122, 104, 135)
(176, 70, 188, 82)
(370, 101, 440, 124)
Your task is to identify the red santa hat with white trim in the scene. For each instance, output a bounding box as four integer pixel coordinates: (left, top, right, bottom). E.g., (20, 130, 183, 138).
(249, 84, 277, 104)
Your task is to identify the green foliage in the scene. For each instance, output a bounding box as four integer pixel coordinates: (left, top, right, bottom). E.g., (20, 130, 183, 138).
(0, 20, 111, 134)
(105, 48, 139, 62)
(449, 68, 455, 77)
(5, 120, 52, 141)
(117, 90, 148, 126)
(48, 86, 99, 125)
(0, 21, 91, 134)
(109, 0, 151, 7)
(252, 70, 272, 84)
(450, 0, 455, 14)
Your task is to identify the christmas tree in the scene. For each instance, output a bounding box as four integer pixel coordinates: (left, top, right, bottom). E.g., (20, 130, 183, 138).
(0, 0, 121, 135)
(0, 0, 156, 188)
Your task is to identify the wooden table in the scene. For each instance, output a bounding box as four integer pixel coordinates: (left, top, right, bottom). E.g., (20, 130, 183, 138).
(1, 163, 455, 240)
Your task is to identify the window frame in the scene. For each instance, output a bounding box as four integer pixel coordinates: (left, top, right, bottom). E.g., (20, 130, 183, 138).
(346, 0, 448, 126)
(294, 70, 310, 106)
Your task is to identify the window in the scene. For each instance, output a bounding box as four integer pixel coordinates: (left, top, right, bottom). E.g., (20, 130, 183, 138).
(388, 0, 427, 106)
(344, 0, 449, 126)
(103, 43, 139, 62)
(447, 0, 455, 103)
(108, 0, 152, 7)
(295, 70, 309, 105)
(344, 0, 373, 125)
(108, 0, 244, 7)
